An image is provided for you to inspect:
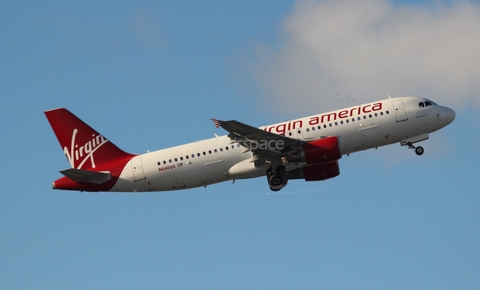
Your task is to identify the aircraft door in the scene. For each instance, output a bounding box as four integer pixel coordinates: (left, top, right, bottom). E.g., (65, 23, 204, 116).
(392, 100, 408, 122)
(131, 157, 146, 182)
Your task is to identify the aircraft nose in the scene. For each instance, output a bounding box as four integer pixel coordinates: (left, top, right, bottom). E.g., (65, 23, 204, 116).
(440, 106, 456, 125)
(446, 107, 456, 123)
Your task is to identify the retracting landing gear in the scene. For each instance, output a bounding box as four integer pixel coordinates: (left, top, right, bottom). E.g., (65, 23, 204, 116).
(401, 134, 429, 156)
(266, 165, 288, 191)
(407, 142, 424, 156)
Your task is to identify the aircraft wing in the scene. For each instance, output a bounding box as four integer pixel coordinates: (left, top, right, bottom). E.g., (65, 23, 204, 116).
(211, 119, 303, 165)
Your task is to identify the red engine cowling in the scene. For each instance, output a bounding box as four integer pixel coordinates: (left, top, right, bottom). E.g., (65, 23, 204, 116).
(300, 136, 341, 164)
(302, 161, 340, 181)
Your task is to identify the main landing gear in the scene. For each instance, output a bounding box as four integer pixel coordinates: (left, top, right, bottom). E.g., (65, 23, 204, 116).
(407, 142, 424, 156)
(266, 165, 288, 191)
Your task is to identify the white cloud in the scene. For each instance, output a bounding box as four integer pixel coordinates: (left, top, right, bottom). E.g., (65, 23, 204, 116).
(255, 0, 480, 114)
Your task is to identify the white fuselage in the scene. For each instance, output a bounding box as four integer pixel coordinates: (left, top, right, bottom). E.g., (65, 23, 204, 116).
(111, 96, 455, 192)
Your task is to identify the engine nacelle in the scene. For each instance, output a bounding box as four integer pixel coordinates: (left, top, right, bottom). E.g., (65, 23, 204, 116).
(288, 161, 340, 181)
(299, 136, 342, 164)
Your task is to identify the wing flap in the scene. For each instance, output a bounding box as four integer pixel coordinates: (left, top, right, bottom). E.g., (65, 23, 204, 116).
(59, 168, 111, 184)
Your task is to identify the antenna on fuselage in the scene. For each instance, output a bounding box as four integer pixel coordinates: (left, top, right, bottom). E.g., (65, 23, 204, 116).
(387, 95, 392, 99)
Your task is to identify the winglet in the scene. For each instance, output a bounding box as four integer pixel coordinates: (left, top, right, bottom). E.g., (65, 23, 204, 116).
(211, 118, 223, 128)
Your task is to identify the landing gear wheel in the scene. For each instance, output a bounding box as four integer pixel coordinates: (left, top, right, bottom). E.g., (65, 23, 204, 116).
(407, 142, 424, 156)
(415, 146, 424, 156)
(268, 174, 283, 187)
(266, 165, 288, 191)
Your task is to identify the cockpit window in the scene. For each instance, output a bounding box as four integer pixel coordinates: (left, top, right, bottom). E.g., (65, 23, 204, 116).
(419, 100, 438, 108)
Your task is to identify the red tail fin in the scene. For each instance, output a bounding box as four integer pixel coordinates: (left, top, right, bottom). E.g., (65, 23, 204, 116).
(45, 108, 135, 170)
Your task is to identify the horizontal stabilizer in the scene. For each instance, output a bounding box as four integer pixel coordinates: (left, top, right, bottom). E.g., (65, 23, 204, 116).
(59, 168, 111, 184)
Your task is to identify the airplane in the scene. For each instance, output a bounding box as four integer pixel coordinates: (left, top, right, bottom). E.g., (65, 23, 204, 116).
(45, 96, 455, 192)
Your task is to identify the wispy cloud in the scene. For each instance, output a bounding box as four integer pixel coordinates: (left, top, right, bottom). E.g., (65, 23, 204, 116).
(255, 0, 480, 114)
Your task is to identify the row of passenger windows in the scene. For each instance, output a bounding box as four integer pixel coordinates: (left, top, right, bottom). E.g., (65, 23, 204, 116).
(158, 109, 391, 164)
(158, 144, 242, 166)
(294, 110, 390, 135)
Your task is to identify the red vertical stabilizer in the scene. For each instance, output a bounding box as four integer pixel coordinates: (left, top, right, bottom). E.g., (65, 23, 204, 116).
(45, 108, 136, 191)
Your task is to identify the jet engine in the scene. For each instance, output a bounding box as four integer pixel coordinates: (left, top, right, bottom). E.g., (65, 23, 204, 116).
(298, 136, 342, 164)
(288, 161, 340, 181)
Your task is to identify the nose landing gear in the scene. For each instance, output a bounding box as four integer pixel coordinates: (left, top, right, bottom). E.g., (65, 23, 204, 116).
(407, 142, 424, 156)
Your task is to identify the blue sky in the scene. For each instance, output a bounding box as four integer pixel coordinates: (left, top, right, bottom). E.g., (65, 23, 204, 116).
(1, 0, 479, 289)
